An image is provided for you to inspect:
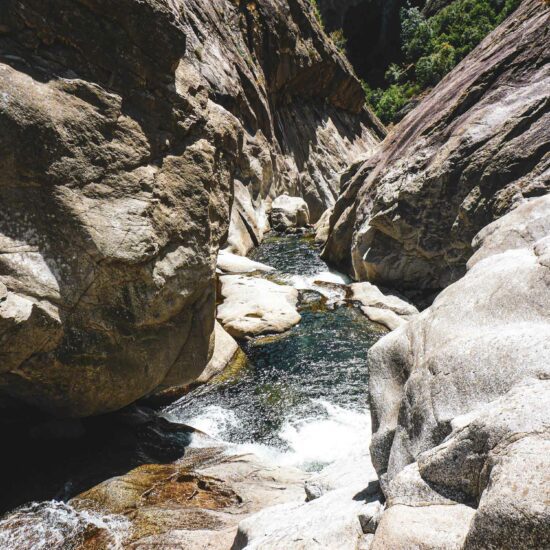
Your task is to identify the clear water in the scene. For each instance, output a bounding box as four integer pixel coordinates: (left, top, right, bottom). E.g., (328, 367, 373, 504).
(163, 234, 386, 470)
(0, 234, 386, 547)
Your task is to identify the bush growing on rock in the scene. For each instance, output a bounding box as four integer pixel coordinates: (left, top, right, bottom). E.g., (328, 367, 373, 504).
(365, 0, 521, 124)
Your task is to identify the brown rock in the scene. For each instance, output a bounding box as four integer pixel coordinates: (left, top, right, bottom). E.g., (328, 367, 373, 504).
(0, 0, 382, 416)
(323, 0, 550, 292)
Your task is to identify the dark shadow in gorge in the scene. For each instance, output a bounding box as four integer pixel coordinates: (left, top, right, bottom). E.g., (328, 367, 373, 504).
(0, 402, 195, 516)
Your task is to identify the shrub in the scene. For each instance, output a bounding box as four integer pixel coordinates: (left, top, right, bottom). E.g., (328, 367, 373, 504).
(364, 0, 521, 125)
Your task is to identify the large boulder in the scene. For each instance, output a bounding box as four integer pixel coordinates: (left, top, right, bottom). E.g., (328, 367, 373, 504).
(0, 0, 382, 416)
(270, 195, 310, 232)
(323, 0, 550, 292)
(367, 196, 550, 547)
(217, 275, 301, 338)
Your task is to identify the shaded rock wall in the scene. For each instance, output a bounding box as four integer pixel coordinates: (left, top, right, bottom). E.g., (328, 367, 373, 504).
(322, 0, 550, 292)
(0, 0, 381, 416)
(317, 0, 424, 86)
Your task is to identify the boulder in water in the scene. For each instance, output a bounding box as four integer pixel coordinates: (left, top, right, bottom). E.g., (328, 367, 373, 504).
(217, 275, 301, 338)
(270, 195, 310, 233)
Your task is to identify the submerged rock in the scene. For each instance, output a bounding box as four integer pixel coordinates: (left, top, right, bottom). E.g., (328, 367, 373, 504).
(323, 0, 550, 292)
(217, 275, 301, 338)
(0, 0, 381, 416)
(270, 195, 311, 233)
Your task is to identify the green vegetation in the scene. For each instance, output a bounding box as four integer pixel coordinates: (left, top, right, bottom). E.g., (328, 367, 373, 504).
(365, 0, 521, 125)
(329, 28, 347, 55)
(309, 0, 323, 26)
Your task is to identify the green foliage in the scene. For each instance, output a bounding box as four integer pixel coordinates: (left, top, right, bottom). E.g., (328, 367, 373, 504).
(364, 0, 521, 125)
(330, 28, 347, 54)
(309, 0, 323, 27)
(363, 81, 420, 125)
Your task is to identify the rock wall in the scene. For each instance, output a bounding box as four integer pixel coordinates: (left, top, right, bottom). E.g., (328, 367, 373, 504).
(322, 0, 550, 292)
(368, 195, 550, 548)
(0, 0, 381, 416)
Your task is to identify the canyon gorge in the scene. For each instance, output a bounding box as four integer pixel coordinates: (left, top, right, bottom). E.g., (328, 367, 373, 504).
(0, 0, 548, 548)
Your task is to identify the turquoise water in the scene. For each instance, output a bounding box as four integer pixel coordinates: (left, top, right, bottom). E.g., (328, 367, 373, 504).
(163, 234, 386, 462)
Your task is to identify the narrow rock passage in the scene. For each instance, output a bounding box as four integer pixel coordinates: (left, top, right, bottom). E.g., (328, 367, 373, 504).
(164, 233, 387, 470)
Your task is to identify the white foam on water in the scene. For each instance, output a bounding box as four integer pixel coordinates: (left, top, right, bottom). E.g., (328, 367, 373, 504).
(0, 500, 131, 550)
(163, 404, 241, 444)
(237, 400, 372, 471)
(169, 400, 372, 473)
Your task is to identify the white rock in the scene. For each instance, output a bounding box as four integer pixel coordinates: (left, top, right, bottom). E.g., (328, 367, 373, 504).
(270, 195, 310, 232)
(217, 275, 301, 338)
(371, 503, 475, 550)
(360, 306, 406, 331)
(314, 207, 333, 245)
(196, 321, 240, 384)
(350, 282, 418, 316)
(233, 485, 366, 550)
(217, 249, 274, 274)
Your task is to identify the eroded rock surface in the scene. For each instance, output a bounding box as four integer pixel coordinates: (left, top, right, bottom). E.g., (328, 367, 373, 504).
(70, 446, 308, 549)
(217, 275, 301, 338)
(367, 195, 550, 548)
(0, 0, 381, 416)
(323, 0, 550, 292)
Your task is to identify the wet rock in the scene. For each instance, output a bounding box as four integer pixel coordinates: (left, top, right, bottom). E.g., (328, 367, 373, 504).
(71, 448, 307, 549)
(217, 275, 301, 338)
(323, 0, 550, 292)
(270, 195, 310, 232)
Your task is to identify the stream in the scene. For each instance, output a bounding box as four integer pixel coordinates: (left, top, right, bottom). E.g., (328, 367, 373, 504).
(163, 233, 386, 470)
(0, 233, 387, 548)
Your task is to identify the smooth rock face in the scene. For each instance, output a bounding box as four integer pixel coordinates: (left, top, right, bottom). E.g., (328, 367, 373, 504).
(350, 282, 418, 330)
(217, 250, 274, 275)
(323, 0, 550, 291)
(270, 195, 310, 232)
(217, 275, 301, 338)
(70, 447, 307, 549)
(314, 207, 333, 244)
(367, 197, 550, 548)
(233, 485, 366, 550)
(196, 322, 241, 385)
(372, 503, 475, 550)
(0, 0, 381, 416)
